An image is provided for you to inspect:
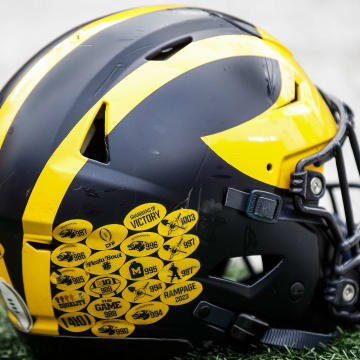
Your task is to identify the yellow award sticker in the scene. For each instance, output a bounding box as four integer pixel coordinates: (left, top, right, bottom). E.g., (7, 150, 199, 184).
(92, 320, 135, 338)
(122, 279, 165, 303)
(58, 312, 95, 333)
(53, 219, 93, 243)
(157, 209, 198, 237)
(52, 290, 90, 313)
(125, 301, 168, 325)
(84, 250, 126, 275)
(158, 234, 199, 261)
(87, 297, 130, 319)
(158, 258, 200, 284)
(160, 281, 203, 306)
(51, 243, 91, 267)
(124, 203, 166, 231)
(120, 232, 164, 257)
(86, 224, 128, 250)
(50, 268, 90, 291)
(84, 275, 127, 298)
(119, 257, 163, 281)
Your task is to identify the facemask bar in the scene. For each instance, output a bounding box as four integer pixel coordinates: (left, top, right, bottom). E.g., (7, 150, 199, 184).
(291, 91, 360, 322)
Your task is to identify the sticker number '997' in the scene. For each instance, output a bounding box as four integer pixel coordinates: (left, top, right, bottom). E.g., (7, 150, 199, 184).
(51, 203, 202, 337)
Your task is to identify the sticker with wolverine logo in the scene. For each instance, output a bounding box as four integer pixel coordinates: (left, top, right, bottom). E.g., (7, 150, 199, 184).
(157, 209, 198, 237)
(87, 297, 130, 319)
(84, 275, 127, 298)
(120, 232, 164, 257)
(124, 203, 166, 231)
(86, 224, 128, 250)
(51, 243, 91, 267)
(125, 301, 168, 325)
(50, 267, 89, 291)
(53, 219, 93, 243)
(92, 320, 135, 338)
(52, 290, 90, 313)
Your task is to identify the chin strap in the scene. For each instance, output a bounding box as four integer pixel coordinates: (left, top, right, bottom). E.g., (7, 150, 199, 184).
(261, 328, 336, 349)
(194, 301, 336, 349)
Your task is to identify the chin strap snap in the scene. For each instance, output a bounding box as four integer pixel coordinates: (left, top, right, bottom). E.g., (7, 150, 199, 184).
(194, 301, 336, 349)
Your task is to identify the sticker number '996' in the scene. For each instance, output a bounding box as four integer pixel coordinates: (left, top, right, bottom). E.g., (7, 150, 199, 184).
(51, 243, 91, 267)
(120, 232, 164, 257)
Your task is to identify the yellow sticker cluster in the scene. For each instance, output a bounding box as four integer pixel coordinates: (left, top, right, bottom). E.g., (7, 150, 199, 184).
(50, 203, 203, 338)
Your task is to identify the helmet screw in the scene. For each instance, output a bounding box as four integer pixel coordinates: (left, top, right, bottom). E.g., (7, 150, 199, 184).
(342, 283, 356, 303)
(289, 282, 305, 301)
(310, 177, 323, 195)
(197, 306, 211, 318)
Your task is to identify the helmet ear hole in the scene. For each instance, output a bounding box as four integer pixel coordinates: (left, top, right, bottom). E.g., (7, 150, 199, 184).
(210, 255, 282, 286)
(266, 163, 272, 171)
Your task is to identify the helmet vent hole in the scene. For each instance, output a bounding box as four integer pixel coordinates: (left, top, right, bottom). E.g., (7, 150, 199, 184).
(146, 37, 192, 61)
(267, 163, 272, 171)
(81, 103, 109, 163)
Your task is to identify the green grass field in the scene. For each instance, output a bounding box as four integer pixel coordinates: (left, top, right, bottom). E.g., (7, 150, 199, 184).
(2, 304, 360, 360)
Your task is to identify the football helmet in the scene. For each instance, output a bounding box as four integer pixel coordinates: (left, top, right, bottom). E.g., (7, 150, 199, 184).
(0, 5, 359, 358)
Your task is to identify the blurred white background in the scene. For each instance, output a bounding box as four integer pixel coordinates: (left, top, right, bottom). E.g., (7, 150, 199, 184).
(0, 0, 360, 199)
